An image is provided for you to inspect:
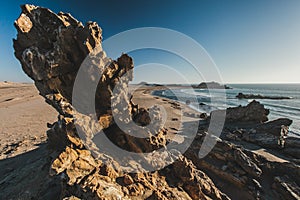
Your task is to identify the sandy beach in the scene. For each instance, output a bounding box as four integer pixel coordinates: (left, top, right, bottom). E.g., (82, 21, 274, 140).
(0, 82, 57, 159)
(1, 82, 298, 199)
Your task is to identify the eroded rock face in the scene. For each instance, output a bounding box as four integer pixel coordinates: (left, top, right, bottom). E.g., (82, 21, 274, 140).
(13, 4, 229, 199)
(14, 5, 100, 101)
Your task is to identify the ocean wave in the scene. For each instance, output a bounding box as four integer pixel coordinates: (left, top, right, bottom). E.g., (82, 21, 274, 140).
(263, 102, 300, 112)
(153, 87, 300, 134)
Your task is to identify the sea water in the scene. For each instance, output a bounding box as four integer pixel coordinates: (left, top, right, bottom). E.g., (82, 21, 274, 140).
(152, 84, 300, 137)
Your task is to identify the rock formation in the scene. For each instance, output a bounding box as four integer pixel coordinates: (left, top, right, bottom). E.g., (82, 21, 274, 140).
(185, 131, 300, 199)
(13, 4, 229, 199)
(200, 101, 300, 199)
(211, 100, 269, 124)
(236, 93, 291, 100)
(12, 4, 300, 200)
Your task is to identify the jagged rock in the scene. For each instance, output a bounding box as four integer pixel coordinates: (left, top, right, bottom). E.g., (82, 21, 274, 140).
(224, 118, 299, 155)
(233, 149, 262, 177)
(183, 127, 300, 200)
(247, 118, 293, 148)
(272, 176, 300, 200)
(211, 100, 269, 124)
(255, 118, 292, 136)
(14, 5, 101, 102)
(13, 4, 228, 200)
(167, 156, 230, 200)
(186, 135, 261, 189)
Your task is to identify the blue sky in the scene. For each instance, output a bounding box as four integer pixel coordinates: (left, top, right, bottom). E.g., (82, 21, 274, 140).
(1, 0, 300, 83)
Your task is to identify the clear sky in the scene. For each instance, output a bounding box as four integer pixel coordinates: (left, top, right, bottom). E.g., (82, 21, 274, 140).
(1, 0, 300, 83)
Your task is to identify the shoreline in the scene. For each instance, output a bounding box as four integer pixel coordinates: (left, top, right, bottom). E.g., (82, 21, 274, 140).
(132, 85, 300, 199)
(148, 85, 300, 136)
(131, 85, 300, 163)
(1, 82, 300, 199)
(1, 82, 296, 161)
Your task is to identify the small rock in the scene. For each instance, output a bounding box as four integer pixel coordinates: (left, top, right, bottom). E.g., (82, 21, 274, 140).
(123, 174, 134, 185)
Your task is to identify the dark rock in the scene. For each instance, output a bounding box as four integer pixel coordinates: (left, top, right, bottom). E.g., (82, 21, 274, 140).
(133, 108, 151, 126)
(233, 149, 262, 177)
(185, 99, 191, 105)
(163, 155, 230, 200)
(236, 93, 292, 100)
(252, 179, 262, 191)
(272, 176, 300, 200)
(255, 118, 293, 135)
(239, 118, 296, 150)
(283, 137, 300, 158)
(211, 100, 269, 124)
(185, 131, 300, 199)
(199, 113, 208, 119)
(255, 118, 292, 148)
(137, 81, 148, 85)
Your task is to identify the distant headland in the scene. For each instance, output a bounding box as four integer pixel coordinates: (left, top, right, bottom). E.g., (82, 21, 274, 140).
(192, 81, 232, 89)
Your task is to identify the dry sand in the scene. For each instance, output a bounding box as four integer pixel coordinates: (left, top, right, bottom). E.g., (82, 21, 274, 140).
(0, 82, 57, 159)
(0, 82, 59, 198)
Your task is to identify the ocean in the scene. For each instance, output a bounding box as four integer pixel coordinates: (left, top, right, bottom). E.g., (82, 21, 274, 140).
(152, 84, 300, 137)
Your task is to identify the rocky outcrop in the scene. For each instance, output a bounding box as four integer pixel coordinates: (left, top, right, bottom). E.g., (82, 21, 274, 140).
(255, 118, 293, 135)
(211, 100, 269, 124)
(272, 176, 300, 200)
(193, 101, 300, 199)
(215, 101, 300, 160)
(236, 93, 292, 100)
(222, 116, 300, 155)
(185, 130, 300, 200)
(13, 4, 229, 200)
